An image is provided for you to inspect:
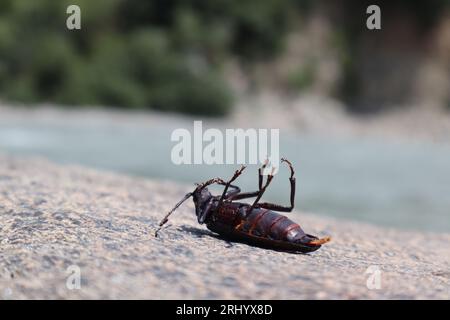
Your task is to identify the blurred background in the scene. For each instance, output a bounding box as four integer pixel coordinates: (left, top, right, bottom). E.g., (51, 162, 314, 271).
(1, 0, 450, 232)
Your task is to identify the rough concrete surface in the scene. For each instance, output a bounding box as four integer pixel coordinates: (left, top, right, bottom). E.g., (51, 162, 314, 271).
(0, 154, 449, 299)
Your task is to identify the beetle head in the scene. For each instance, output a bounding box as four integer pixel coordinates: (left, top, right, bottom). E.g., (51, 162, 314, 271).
(155, 178, 220, 237)
(192, 186, 212, 216)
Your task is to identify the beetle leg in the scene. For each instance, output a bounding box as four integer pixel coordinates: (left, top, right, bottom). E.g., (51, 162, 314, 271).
(198, 200, 214, 224)
(228, 191, 260, 201)
(227, 160, 271, 202)
(256, 203, 293, 212)
(223, 184, 241, 199)
(257, 158, 296, 212)
(247, 167, 276, 214)
(282, 158, 296, 210)
(259, 159, 269, 190)
(197, 177, 241, 199)
(281, 158, 295, 179)
(232, 165, 246, 181)
(228, 161, 270, 201)
(217, 165, 246, 207)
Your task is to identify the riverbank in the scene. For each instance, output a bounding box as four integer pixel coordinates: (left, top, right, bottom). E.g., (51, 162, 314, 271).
(0, 154, 448, 299)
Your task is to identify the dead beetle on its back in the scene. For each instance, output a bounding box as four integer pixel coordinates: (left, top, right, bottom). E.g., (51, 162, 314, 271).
(156, 158, 331, 253)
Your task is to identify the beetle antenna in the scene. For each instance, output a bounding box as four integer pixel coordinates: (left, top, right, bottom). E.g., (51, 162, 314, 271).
(155, 192, 193, 237)
(196, 178, 225, 190)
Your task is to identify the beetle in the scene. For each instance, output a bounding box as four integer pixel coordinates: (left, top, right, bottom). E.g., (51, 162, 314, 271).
(155, 158, 331, 253)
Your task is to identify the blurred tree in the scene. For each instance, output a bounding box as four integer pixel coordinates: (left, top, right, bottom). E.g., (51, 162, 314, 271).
(337, 0, 450, 113)
(0, 0, 449, 115)
(0, 0, 297, 116)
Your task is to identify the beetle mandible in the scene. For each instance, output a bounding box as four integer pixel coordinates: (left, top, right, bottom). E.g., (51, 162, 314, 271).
(155, 158, 331, 253)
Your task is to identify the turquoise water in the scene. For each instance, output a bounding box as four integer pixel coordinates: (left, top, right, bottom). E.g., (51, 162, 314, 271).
(1, 118, 449, 232)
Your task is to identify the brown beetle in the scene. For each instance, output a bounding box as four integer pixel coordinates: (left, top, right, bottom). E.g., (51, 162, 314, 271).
(156, 158, 331, 253)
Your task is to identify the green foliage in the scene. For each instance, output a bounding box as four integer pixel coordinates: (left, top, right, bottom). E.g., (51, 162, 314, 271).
(0, 0, 297, 116)
(2, 0, 446, 115)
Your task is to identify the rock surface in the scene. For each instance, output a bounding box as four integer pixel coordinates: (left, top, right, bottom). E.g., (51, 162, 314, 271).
(0, 154, 449, 299)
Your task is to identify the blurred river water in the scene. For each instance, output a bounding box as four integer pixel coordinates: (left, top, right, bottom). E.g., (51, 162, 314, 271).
(1, 110, 449, 233)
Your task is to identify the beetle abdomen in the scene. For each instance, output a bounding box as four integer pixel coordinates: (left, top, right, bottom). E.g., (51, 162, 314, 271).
(240, 208, 307, 242)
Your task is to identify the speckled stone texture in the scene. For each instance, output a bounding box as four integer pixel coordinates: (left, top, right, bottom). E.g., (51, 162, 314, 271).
(0, 154, 449, 299)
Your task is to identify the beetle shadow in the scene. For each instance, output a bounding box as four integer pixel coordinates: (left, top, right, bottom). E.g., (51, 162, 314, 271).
(178, 225, 235, 248)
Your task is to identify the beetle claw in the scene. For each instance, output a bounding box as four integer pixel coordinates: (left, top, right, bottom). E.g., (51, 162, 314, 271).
(234, 165, 246, 176)
(281, 158, 295, 178)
